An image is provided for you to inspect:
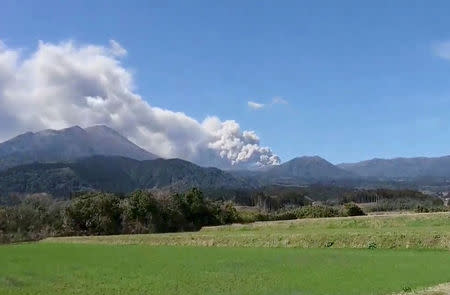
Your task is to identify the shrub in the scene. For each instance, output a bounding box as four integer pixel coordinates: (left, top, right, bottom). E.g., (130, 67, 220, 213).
(216, 202, 240, 224)
(0, 207, 6, 243)
(172, 188, 219, 230)
(271, 210, 298, 221)
(65, 192, 122, 235)
(342, 203, 366, 216)
(367, 197, 444, 212)
(121, 190, 162, 234)
(415, 205, 449, 213)
(236, 210, 267, 223)
(1, 189, 246, 243)
(0, 194, 66, 243)
(295, 205, 340, 219)
(415, 205, 429, 213)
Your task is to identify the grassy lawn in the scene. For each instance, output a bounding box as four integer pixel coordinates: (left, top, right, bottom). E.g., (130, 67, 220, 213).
(0, 243, 449, 295)
(45, 212, 450, 249)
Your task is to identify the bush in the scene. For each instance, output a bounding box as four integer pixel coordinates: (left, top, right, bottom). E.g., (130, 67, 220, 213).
(366, 197, 444, 212)
(1, 189, 245, 243)
(0, 194, 66, 243)
(121, 190, 162, 234)
(121, 189, 241, 233)
(415, 205, 449, 213)
(236, 210, 267, 223)
(342, 203, 366, 216)
(172, 188, 217, 229)
(271, 210, 298, 221)
(295, 205, 340, 219)
(415, 205, 429, 213)
(236, 205, 343, 223)
(216, 202, 240, 224)
(0, 207, 6, 243)
(65, 192, 122, 235)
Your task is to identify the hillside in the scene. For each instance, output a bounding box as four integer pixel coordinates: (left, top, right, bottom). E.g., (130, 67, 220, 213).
(0, 156, 249, 197)
(262, 156, 355, 184)
(338, 156, 450, 179)
(0, 125, 158, 171)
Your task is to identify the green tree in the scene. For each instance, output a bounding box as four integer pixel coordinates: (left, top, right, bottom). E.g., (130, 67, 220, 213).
(65, 192, 122, 235)
(121, 190, 162, 233)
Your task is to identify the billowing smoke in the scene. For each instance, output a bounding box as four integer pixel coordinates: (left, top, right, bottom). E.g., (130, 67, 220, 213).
(0, 40, 280, 168)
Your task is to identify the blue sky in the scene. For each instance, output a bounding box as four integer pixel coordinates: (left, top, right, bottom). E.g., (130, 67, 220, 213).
(2, 0, 450, 164)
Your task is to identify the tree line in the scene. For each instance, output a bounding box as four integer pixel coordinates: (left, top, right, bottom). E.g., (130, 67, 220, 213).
(0, 189, 239, 244)
(2, 187, 447, 244)
(339, 188, 445, 211)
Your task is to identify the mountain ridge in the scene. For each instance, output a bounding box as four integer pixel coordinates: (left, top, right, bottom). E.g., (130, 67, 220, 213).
(338, 155, 450, 178)
(0, 155, 250, 197)
(0, 125, 158, 171)
(3, 126, 450, 189)
(264, 155, 356, 182)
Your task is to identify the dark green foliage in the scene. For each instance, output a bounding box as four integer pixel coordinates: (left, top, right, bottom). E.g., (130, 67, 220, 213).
(65, 193, 122, 235)
(66, 189, 241, 235)
(121, 190, 162, 234)
(1, 186, 446, 245)
(271, 210, 298, 221)
(295, 205, 340, 219)
(341, 189, 442, 204)
(236, 205, 343, 223)
(1, 189, 244, 243)
(252, 190, 311, 211)
(0, 156, 248, 198)
(0, 194, 65, 243)
(341, 189, 443, 212)
(215, 202, 240, 225)
(342, 203, 366, 216)
(0, 208, 6, 243)
(0, 163, 83, 199)
(415, 205, 449, 213)
(172, 189, 215, 229)
(367, 198, 442, 212)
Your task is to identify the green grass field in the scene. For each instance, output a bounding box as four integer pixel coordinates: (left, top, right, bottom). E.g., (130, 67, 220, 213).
(2, 212, 449, 295)
(1, 243, 450, 295)
(45, 212, 450, 249)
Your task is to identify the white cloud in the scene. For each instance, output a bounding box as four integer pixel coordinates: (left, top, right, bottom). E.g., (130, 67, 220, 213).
(247, 101, 265, 110)
(433, 41, 450, 60)
(0, 39, 280, 168)
(272, 96, 288, 105)
(109, 40, 127, 57)
(247, 97, 288, 111)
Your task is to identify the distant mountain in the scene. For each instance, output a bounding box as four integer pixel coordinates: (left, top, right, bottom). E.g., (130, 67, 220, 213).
(261, 156, 355, 184)
(5, 124, 450, 193)
(0, 156, 249, 197)
(0, 125, 158, 171)
(338, 156, 450, 179)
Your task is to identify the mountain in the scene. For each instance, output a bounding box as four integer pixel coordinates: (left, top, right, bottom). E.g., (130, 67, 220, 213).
(338, 156, 450, 179)
(5, 124, 450, 192)
(261, 156, 355, 184)
(0, 125, 158, 171)
(0, 156, 249, 197)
